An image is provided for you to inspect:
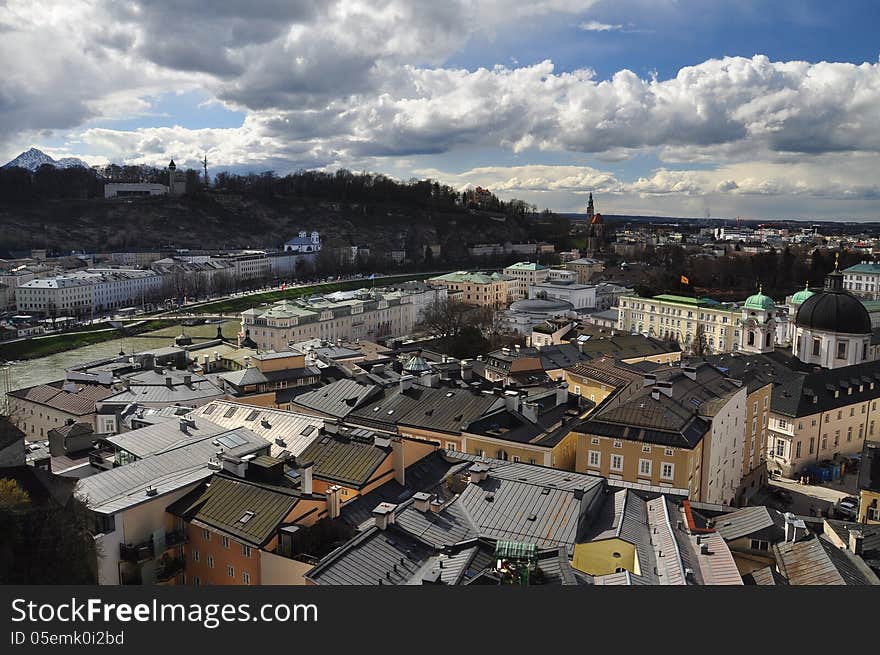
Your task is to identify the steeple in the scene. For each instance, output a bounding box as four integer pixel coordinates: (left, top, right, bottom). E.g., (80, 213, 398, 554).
(586, 192, 595, 222)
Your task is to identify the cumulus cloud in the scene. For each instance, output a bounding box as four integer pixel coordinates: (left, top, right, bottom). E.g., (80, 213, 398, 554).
(3, 0, 880, 218)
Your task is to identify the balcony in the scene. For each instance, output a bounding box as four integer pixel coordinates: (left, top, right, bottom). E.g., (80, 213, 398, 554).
(155, 556, 185, 583)
(119, 541, 154, 563)
(162, 530, 188, 551)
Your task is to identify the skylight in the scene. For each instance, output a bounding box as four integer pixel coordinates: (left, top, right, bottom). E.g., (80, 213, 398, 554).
(238, 511, 255, 524)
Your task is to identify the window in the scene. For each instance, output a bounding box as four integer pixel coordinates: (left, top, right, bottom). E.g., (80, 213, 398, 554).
(776, 439, 786, 457)
(242, 571, 250, 585)
(812, 338, 821, 356)
(588, 451, 601, 468)
(639, 459, 652, 476)
(664, 447, 674, 457)
(192, 549, 199, 562)
(837, 341, 847, 359)
(227, 565, 235, 578)
(202, 529, 211, 541)
(192, 576, 200, 587)
(610, 454, 624, 471)
(834, 430, 839, 447)
(207, 555, 214, 569)
(661, 462, 674, 480)
(221, 536, 230, 549)
(574, 385, 581, 396)
(795, 441, 802, 458)
(242, 545, 251, 558)
(809, 437, 815, 454)
(642, 445, 651, 453)
(847, 427, 852, 442)
(869, 507, 880, 522)
(512, 456, 521, 463)
(591, 437, 600, 445)
(613, 440, 622, 448)
(778, 419, 787, 429)
(445, 442, 456, 451)
(750, 539, 770, 551)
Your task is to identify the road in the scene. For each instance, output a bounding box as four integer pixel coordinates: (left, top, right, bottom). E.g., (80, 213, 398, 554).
(755, 473, 858, 518)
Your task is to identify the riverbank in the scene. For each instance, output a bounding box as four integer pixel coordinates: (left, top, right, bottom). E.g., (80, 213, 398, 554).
(190, 273, 436, 315)
(0, 319, 182, 361)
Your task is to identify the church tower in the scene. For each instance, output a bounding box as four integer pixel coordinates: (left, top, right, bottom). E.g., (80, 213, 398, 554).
(739, 284, 777, 354)
(586, 192, 595, 222)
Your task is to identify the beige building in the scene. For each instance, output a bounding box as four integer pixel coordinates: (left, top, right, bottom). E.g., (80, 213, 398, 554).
(503, 262, 550, 300)
(426, 271, 510, 307)
(240, 288, 420, 351)
(572, 363, 747, 504)
(618, 294, 741, 354)
(565, 257, 604, 284)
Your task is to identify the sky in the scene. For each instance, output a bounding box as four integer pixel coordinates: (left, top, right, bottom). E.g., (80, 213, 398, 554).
(2, 0, 880, 220)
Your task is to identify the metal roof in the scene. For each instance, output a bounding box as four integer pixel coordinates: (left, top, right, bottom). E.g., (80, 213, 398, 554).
(190, 401, 325, 457)
(772, 535, 877, 585)
(290, 379, 381, 419)
(166, 474, 302, 547)
(106, 415, 229, 458)
(714, 505, 782, 542)
(75, 428, 268, 515)
(297, 431, 391, 488)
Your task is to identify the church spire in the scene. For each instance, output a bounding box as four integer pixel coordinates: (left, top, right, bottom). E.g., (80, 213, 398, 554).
(586, 192, 595, 222)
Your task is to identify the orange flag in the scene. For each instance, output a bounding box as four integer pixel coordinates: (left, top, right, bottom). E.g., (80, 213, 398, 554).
(680, 275, 689, 285)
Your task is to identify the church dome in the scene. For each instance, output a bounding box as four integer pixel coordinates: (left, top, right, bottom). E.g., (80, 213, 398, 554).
(509, 298, 574, 314)
(795, 271, 871, 335)
(790, 283, 815, 306)
(743, 286, 775, 311)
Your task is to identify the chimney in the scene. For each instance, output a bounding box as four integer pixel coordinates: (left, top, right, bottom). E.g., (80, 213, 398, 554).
(372, 502, 397, 530)
(244, 356, 251, 368)
(849, 528, 864, 555)
(202, 354, 210, 370)
(555, 382, 569, 407)
(372, 363, 385, 375)
(514, 344, 521, 354)
(219, 453, 246, 477)
(504, 390, 521, 413)
(784, 512, 807, 543)
(391, 438, 405, 485)
(399, 374, 415, 393)
(165, 375, 173, 388)
(299, 460, 314, 495)
(460, 359, 473, 381)
(642, 373, 657, 388)
(412, 492, 433, 512)
(654, 381, 674, 398)
(469, 463, 489, 483)
(681, 365, 697, 381)
(184, 374, 192, 386)
(429, 499, 444, 514)
(522, 401, 539, 423)
(179, 417, 189, 433)
(326, 485, 341, 519)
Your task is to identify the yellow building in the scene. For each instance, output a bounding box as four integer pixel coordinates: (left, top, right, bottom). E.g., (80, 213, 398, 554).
(617, 293, 740, 354)
(571, 363, 748, 504)
(858, 441, 880, 524)
(427, 271, 510, 308)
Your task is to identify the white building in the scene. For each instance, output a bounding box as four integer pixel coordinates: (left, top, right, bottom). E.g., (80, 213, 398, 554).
(791, 268, 872, 369)
(842, 261, 880, 299)
(104, 183, 168, 199)
(528, 280, 596, 310)
(503, 262, 550, 300)
(16, 269, 165, 316)
(284, 231, 322, 253)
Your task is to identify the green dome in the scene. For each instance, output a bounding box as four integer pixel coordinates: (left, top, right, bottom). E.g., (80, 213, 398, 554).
(791, 283, 815, 305)
(744, 287, 775, 311)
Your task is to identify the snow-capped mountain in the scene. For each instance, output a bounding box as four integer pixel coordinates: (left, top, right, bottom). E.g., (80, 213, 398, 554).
(2, 148, 89, 171)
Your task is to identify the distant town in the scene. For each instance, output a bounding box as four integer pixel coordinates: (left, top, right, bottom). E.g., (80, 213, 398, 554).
(2, 178, 880, 588)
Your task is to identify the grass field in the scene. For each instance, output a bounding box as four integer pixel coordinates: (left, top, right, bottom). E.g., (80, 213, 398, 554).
(190, 273, 436, 315)
(0, 319, 182, 361)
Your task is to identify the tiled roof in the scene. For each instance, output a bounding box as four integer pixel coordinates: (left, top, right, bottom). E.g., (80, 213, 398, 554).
(9, 382, 113, 416)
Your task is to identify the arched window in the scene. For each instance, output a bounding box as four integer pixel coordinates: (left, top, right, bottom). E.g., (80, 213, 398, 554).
(747, 331, 755, 346)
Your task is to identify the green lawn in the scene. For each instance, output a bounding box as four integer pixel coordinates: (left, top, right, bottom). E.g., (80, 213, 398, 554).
(191, 273, 436, 315)
(0, 319, 182, 361)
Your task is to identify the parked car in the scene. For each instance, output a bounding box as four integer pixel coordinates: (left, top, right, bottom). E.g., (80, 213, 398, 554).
(836, 496, 859, 520)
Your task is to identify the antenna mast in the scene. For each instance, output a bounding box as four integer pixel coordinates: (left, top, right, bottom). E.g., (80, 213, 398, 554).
(203, 153, 209, 187)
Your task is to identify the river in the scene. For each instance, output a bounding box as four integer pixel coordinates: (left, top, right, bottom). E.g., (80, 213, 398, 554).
(1, 320, 241, 407)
